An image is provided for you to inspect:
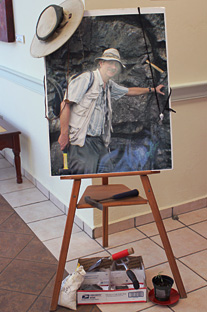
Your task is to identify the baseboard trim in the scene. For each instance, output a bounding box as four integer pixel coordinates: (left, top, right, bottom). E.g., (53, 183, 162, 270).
(92, 197, 207, 239)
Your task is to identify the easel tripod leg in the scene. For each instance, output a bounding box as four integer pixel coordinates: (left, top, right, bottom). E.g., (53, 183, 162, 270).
(102, 206, 108, 247)
(102, 177, 109, 247)
(140, 175, 187, 298)
(50, 179, 81, 311)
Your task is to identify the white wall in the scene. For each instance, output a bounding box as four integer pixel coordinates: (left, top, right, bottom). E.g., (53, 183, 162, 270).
(0, 0, 94, 227)
(0, 0, 207, 230)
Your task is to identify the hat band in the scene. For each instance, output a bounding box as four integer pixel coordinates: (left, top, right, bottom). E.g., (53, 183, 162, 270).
(36, 5, 64, 41)
(102, 52, 121, 60)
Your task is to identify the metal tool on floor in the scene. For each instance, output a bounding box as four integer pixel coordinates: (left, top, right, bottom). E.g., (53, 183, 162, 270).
(84, 189, 139, 211)
(115, 256, 140, 289)
(87, 248, 135, 272)
(88, 247, 140, 290)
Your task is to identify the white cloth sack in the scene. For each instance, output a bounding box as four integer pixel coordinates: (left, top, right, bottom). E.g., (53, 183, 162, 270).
(58, 265, 86, 310)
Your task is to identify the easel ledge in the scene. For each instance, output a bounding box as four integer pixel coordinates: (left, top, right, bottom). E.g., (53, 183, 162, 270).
(60, 170, 160, 180)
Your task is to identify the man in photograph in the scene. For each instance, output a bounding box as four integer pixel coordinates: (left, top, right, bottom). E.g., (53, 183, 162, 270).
(58, 48, 165, 174)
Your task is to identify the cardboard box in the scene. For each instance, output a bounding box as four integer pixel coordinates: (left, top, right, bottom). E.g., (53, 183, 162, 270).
(77, 256, 147, 305)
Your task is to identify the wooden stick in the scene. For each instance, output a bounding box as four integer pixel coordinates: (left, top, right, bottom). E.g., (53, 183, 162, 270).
(60, 170, 160, 180)
(146, 60, 164, 73)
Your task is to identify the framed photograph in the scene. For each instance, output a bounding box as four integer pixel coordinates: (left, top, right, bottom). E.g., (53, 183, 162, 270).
(45, 7, 173, 177)
(0, 0, 15, 42)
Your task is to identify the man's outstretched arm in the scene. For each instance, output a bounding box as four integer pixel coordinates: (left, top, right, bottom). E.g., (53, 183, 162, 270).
(126, 84, 165, 96)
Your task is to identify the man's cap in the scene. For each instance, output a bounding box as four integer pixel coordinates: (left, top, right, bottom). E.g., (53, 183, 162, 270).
(30, 0, 85, 58)
(95, 48, 126, 68)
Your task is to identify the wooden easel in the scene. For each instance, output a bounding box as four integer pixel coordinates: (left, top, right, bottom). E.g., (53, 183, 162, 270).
(50, 171, 187, 311)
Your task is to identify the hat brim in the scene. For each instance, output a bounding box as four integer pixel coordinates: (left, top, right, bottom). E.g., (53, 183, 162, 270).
(30, 0, 84, 58)
(95, 56, 126, 68)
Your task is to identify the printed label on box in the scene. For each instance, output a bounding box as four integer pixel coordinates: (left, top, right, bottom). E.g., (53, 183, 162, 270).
(77, 286, 147, 304)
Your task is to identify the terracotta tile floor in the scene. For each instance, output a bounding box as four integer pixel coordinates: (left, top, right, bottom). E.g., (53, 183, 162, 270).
(0, 154, 207, 311)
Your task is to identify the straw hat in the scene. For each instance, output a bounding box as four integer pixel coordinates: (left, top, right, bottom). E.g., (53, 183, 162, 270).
(30, 0, 85, 58)
(95, 48, 126, 68)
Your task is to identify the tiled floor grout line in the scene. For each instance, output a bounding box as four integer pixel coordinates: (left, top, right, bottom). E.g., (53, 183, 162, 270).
(42, 236, 64, 243)
(26, 214, 66, 225)
(0, 213, 16, 227)
(184, 285, 207, 297)
(177, 257, 207, 284)
(145, 261, 169, 271)
(12, 199, 52, 208)
(179, 220, 207, 238)
(1, 186, 37, 194)
(178, 248, 207, 261)
(96, 236, 152, 250)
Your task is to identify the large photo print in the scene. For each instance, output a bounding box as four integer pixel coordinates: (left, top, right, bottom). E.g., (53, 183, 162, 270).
(45, 7, 173, 176)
